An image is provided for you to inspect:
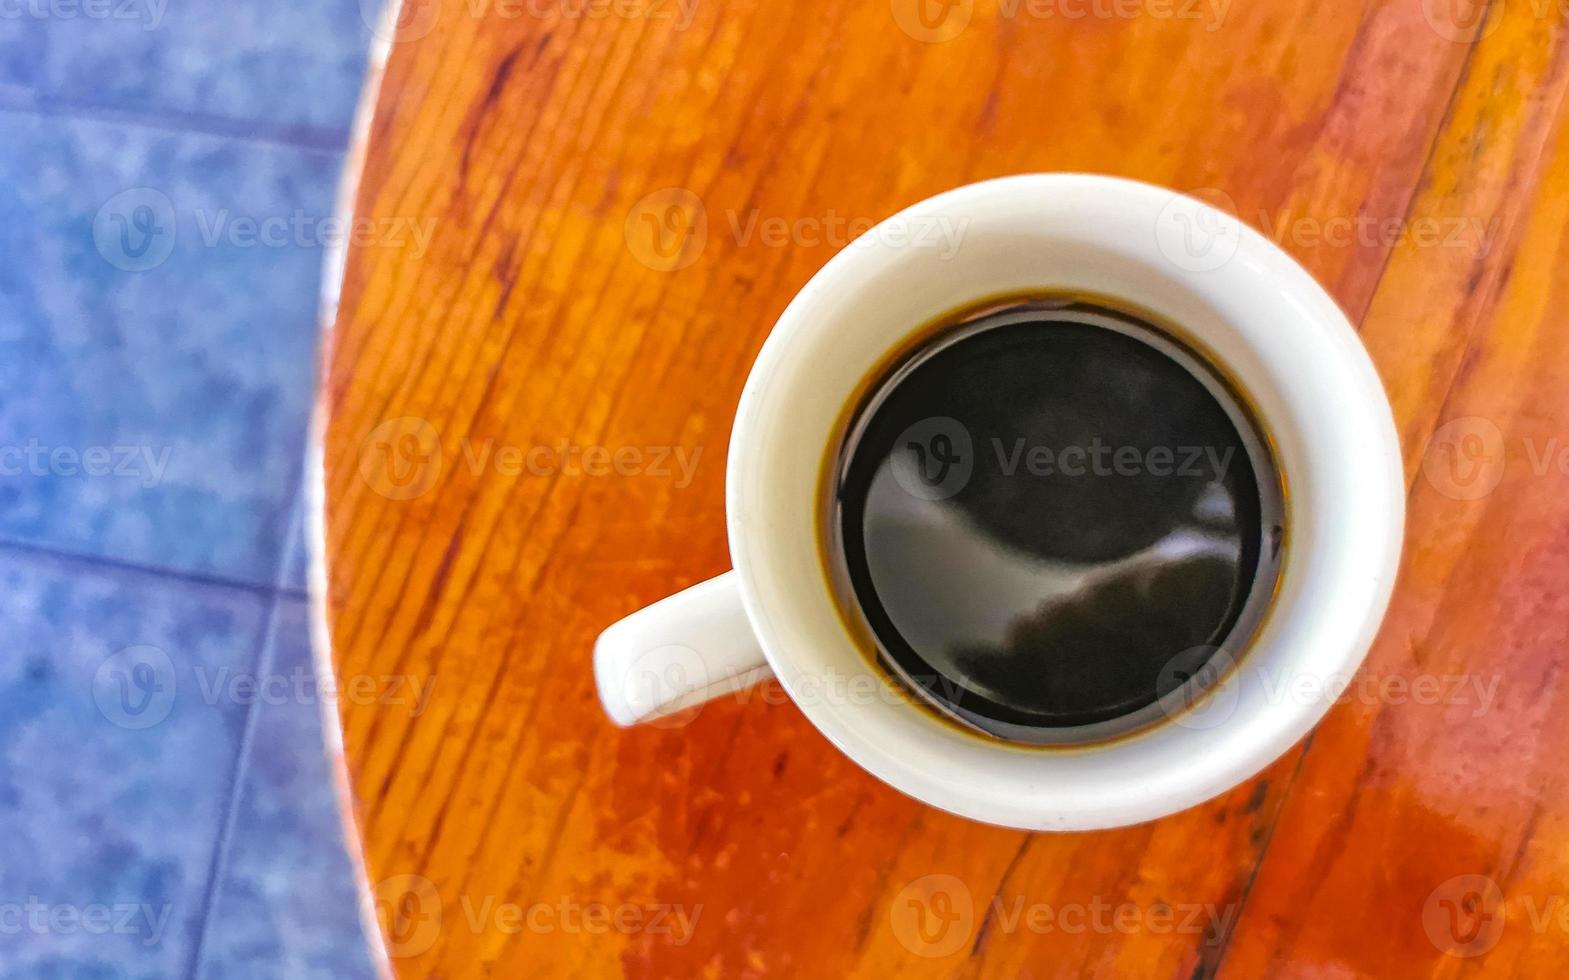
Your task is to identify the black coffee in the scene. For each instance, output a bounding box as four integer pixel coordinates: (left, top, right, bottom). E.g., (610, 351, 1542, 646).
(830, 299, 1283, 744)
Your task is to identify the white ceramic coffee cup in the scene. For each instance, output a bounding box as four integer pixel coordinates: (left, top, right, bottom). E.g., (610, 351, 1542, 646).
(594, 174, 1404, 831)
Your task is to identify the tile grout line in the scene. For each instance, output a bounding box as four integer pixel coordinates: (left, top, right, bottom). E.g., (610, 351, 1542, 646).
(0, 536, 308, 601)
(183, 479, 310, 980)
(0, 89, 351, 155)
(180, 585, 287, 980)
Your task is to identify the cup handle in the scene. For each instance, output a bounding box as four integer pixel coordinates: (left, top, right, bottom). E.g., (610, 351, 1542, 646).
(594, 571, 775, 726)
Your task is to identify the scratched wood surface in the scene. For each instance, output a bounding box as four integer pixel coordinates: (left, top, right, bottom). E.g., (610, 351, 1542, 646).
(319, 0, 1569, 975)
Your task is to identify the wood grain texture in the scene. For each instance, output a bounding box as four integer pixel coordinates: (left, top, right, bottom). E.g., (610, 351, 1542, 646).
(319, 0, 1569, 975)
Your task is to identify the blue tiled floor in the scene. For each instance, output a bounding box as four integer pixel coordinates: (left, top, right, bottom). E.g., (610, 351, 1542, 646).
(0, 2, 373, 139)
(0, 111, 339, 585)
(0, 549, 267, 978)
(1, 3, 383, 977)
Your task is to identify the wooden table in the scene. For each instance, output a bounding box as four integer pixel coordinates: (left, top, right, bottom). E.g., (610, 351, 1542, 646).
(319, 1, 1569, 975)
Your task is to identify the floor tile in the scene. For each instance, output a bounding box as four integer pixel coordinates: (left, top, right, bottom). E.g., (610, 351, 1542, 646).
(283, 518, 310, 594)
(197, 598, 377, 980)
(0, 111, 341, 586)
(0, 547, 270, 978)
(0, 0, 380, 136)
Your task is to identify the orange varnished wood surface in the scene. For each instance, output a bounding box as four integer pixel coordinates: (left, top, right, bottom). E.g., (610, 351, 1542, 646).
(322, 1, 1569, 975)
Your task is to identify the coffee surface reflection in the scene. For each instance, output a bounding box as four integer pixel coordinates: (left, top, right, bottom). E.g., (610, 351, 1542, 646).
(832, 303, 1283, 743)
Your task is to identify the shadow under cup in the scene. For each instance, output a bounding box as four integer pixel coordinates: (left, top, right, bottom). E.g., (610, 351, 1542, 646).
(824, 296, 1286, 747)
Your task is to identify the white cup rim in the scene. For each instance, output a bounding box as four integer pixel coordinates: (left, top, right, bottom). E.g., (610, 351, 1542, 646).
(725, 174, 1404, 830)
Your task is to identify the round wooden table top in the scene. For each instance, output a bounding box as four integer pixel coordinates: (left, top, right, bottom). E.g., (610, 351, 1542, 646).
(319, 1, 1569, 975)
